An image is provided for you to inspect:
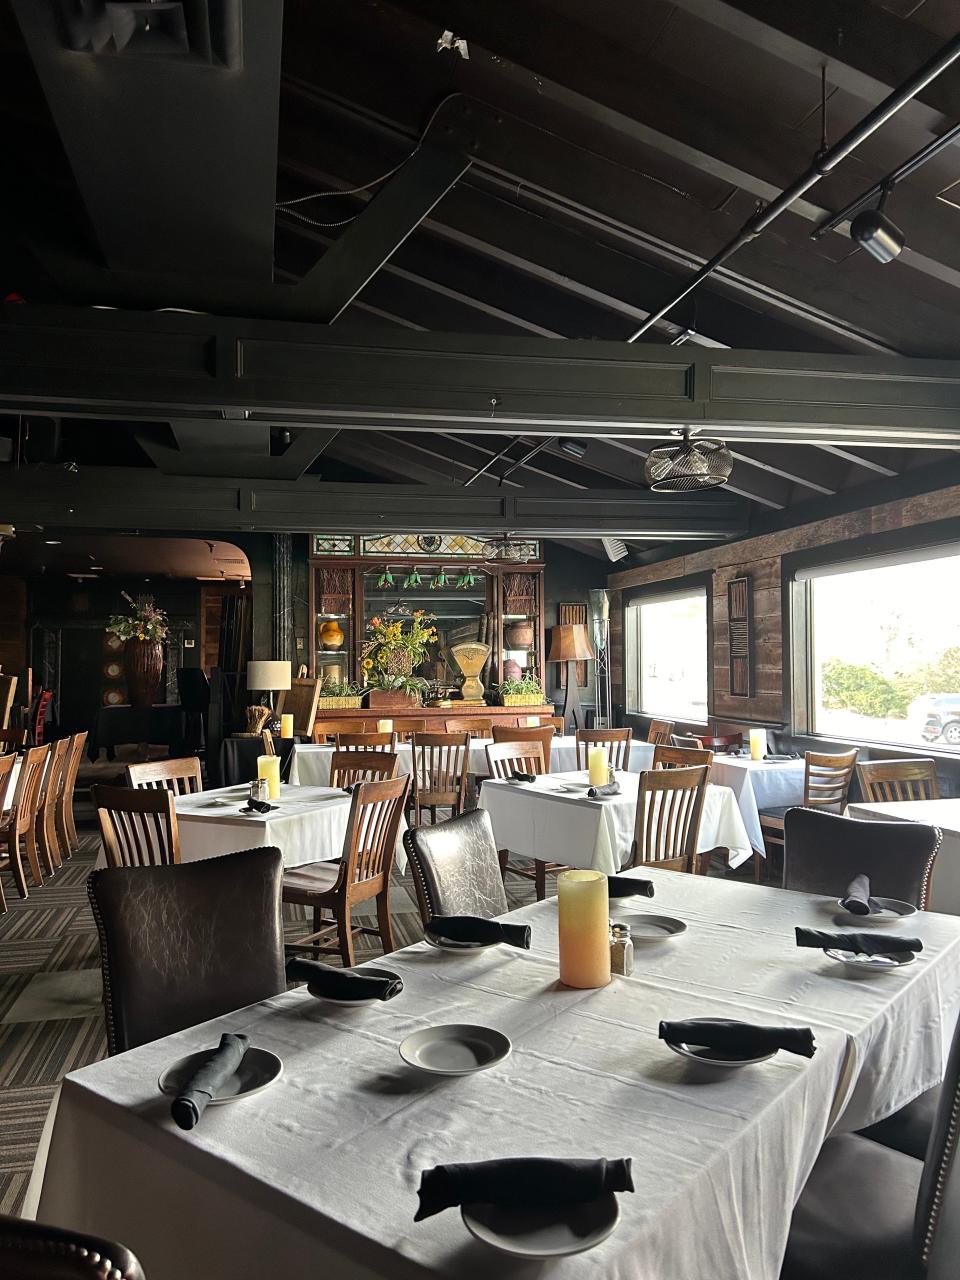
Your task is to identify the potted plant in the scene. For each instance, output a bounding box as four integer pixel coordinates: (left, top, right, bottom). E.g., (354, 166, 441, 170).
(106, 591, 169, 708)
(498, 674, 545, 707)
(317, 678, 363, 710)
(361, 610, 437, 708)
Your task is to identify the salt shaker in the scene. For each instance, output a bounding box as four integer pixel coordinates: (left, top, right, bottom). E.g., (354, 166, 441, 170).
(249, 779, 266, 805)
(610, 923, 634, 977)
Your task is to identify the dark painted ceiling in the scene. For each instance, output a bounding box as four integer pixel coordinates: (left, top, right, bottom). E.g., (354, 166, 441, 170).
(3, 0, 960, 563)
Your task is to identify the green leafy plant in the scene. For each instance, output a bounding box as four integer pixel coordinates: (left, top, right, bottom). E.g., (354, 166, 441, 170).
(319, 679, 361, 698)
(499, 675, 543, 696)
(821, 659, 914, 720)
(106, 591, 168, 643)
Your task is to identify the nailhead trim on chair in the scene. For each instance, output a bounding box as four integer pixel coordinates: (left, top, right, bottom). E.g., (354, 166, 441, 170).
(87, 877, 119, 1056)
(920, 827, 942, 911)
(920, 1067, 960, 1265)
(0, 1233, 134, 1278)
(402, 829, 438, 920)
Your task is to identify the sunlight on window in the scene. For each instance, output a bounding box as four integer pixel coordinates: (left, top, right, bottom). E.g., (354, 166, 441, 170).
(809, 549, 960, 749)
(627, 591, 707, 720)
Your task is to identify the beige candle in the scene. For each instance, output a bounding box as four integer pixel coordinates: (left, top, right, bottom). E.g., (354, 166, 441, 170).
(587, 745, 608, 787)
(377, 719, 393, 733)
(525, 715, 541, 727)
(749, 728, 766, 761)
(558, 870, 611, 989)
(256, 754, 281, 800)
(280, 714, 294, 739)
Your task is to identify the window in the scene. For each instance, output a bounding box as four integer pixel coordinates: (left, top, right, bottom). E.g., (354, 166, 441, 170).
(625, 588, 708, 721)
(796, 543, 960, 750)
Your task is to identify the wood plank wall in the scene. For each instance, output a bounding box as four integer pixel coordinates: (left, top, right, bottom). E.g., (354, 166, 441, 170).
(0, 575, 27, 677)
(608, 482, 960, 726)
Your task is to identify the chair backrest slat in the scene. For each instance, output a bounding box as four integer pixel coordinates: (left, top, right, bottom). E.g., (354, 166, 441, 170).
(9, 745, 50, 836)
(491, 724, 554, 770)
(92, 784, 181, 868)
(334, 731, 399, 753)
(339, 776, 409, 888)
(631, 764, 708, 871)
(647, 718, 675, 746)
(575, 728, 633, 771)
(653, 743, 714, 771)
(804, 749, 858, 810)
(312, 719, 368, 743)
(126, 756, 202, 796)
(857, 758, 939, 804)
(485, 740, 546, 779)
(444, 717, 493, 738)
(329, 750, 399, 788)
(411, 732, 469, 809)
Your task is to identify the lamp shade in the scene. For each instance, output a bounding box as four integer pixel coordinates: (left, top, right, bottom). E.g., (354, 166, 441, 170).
(547, 623, 594, 663)
(246, 660, 292, 692)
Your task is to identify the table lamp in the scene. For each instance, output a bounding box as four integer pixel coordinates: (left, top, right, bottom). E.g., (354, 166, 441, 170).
(246, 660, 292, 712)
(547, 623, 594, 733)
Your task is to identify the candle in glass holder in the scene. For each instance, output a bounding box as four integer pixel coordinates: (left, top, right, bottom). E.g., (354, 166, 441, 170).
(377, 719, 393, 733)
(587, 745, 608, 786)
(257, 754, 281, 800)
(749, 729, 766, 761)
(558, 870, 611, 989)
(280, 714, 294, 739)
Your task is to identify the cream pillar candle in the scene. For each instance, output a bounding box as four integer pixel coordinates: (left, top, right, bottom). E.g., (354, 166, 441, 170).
(525, 715, 541, 727)
(587, 745, 608, 786)
(280, 714, 294, 739)
(257, 754, 281, 800)
(749, 729, 766, 761)
(558, 869, 611, 989)
(377, 719, 393, 733)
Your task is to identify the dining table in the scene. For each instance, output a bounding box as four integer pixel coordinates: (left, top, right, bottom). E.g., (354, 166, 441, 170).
(173, 782, 408, 873)
(846, 796, 960, 916)
(707, 753, 806, 853)
(28, 867, 960, 1280)
(479, 769, 755, 871)
(289, 736, 657, 787)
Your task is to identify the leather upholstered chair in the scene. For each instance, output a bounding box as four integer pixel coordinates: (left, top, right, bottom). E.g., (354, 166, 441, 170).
(781, 1011, 960, 1280)
(403, 808, 508, 925)
(782, 807, 941, 910)
(88, 846, 286, 1054)
(0, 1213, 145, 1279)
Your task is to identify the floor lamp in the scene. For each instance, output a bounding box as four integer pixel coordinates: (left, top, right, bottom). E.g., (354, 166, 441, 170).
(547, 623, 594, 733)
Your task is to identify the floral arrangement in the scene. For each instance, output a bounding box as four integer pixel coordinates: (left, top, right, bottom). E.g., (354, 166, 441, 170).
(106, 591, 169, 643)
(499, 674, 543, 697)
(361, 608, 437, 696)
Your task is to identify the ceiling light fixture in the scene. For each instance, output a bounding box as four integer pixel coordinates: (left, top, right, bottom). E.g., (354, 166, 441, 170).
(850, 207, 905, 263)
(558, 439, 588, 459)
(644, 429, 734, 492)
(44, 539, 62, 545)
(482, 535, 538, 564)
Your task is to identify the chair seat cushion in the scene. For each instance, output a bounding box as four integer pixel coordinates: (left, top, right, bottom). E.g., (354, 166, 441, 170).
(282, 861, 340, 898)
(781, 1133, 922, 1280)
(759, 805, 791, 821)
(858, 1085, 940, 1161)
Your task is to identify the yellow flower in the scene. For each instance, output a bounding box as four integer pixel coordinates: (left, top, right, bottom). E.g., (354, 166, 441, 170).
(137, 633, 145, 640)
(362, 658, 373, 670)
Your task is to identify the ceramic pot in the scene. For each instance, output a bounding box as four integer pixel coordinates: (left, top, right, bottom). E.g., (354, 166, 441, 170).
(123, 639, 164, 708)
(505, 621, 534, 649)
(503, 658, 522, 683)
(319, 620, 345, 650)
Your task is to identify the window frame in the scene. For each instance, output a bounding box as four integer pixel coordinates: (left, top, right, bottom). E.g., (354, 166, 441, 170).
(784, 519, 960, 753)
(623, 572, 712, 725)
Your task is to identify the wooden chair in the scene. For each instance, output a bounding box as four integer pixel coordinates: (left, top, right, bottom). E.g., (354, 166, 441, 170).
(0, 744, 50, 896)
(328, 750, 399, 787)
(35, 736, 71, 876)
(312, 718, 368, 743)
(260, 728, 276, 756)
(0, 673, 16, 731)
(283, 774, 410, 966)
(92, 784, 181, 868)
(410, 732, 470, 824)
(31, 689, 53, 745)
(334, 731, 399, 753)
(444, 716, 493, 738)
(0, 753, 19, 911)
(647, 718, 675, 746)
(391, 718, 427, 742)
(671, 733, 705, 748)
(0, 729, 27, 750)
(126, 756, 203, 795)
(698, 733, 743, 754)
(759, 748, 859, 853)
(857, 758, 940, 803)
(276, 676, 321, 736)
(516, 713, 563, 733)
(629, 764, 709, 874)
(485, 740, 565, 899)
(403, 808, 508, 926)
(575, 728, 633, 771)
(653, 743, 714, 771)
(55, 730, 87, 859)
(491, 723, 555, 770)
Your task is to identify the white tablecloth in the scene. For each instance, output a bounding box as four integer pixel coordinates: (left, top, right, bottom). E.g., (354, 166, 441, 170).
(1, 755, 20, 812)
(32, 869, 960, 1280)
(290, 737, 656, 787)
(709, 756, 806, 852)
(480, 769, 754, 871)
(175, 784, 407, 874)
(846, 798, 960, 916)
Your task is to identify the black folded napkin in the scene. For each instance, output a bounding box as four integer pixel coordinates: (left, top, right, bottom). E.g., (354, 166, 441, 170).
(607, 875, 655, 899)
(659, 1018, 815, 1059)
(170, 1032, 249, 1130)
(341, 783, 359, 794)
(840, 874, 882, 916)
(240, 798, 277, 814)
(795, 928, 923, 956)
(415, 1156, 634, 1221)
(511, 771, 536, 783)
(286, 957, 403, 1001)
(427, 915, 531, 950)
(587, 780, 621, 798)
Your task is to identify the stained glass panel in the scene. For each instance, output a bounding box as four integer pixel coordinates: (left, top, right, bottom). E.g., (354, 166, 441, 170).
(311, 535, 355, 555)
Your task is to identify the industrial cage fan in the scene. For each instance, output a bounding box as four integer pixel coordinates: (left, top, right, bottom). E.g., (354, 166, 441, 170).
(643, 429, 733, 492)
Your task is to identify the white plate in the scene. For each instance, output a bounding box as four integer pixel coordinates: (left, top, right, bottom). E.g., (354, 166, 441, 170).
(424, 930, 498, 953)
(399, 1024, 511, 1075)
(306, 967, 402, 1007)
(461, 1192, 620, 1258)
(618, 913, 686, 942)
(664, 1018, 775, 1069)
(824, 948, 917, 972)
(833, 896, 918, 927)
(158, 1046, 282, 1102)
(506, 778, 535, 786)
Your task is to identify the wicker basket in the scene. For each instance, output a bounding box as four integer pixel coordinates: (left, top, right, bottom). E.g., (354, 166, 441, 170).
(501, 693, 546, 707)
(384, 649, 415, 677)
(316, 696, 363, 709)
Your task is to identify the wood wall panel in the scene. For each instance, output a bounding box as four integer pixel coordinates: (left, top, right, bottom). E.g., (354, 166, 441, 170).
(0, 575, 27, 676)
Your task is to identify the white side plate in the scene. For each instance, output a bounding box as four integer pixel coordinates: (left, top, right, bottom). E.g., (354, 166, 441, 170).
(617, 913, 686, 942)
(158, 1046, 282, 1102)
(399, 1024, 511, 1075)
(824, 948, 916, 973)
(461, 1193, 620, 1258)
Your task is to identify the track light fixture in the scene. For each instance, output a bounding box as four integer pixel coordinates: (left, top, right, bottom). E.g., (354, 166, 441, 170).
(558, 438, 588, 459)
(850, 186, 904, 264)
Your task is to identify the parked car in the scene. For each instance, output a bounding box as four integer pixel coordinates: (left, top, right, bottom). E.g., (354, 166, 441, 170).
(921, 694, 960, 745)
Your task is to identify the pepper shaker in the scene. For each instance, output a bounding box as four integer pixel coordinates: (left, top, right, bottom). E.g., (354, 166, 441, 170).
(610, 923, 634, 977)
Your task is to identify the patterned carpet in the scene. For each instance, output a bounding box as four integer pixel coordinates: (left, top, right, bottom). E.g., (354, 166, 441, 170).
(0, 820, 535, 1216)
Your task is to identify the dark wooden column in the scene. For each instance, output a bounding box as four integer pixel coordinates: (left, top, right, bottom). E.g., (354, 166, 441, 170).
(272, 533, 294, 663)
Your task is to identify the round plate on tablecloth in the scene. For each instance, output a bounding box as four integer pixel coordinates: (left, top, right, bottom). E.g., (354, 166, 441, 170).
(824, 948, 916, 973)
(663, 1018, 776, 1069)
(158, 1047, 282, 1103)
(306, 967, 402, 1007)
(399, 1024, 511, 1075)
(461, 1193, 620, 1258)
(424, 929, 499, 953)
(617, 913, 686, 942)
(832, 897, 918, 927)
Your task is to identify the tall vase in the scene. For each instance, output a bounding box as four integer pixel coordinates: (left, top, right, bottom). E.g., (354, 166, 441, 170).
(124, 639, 164, 708)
